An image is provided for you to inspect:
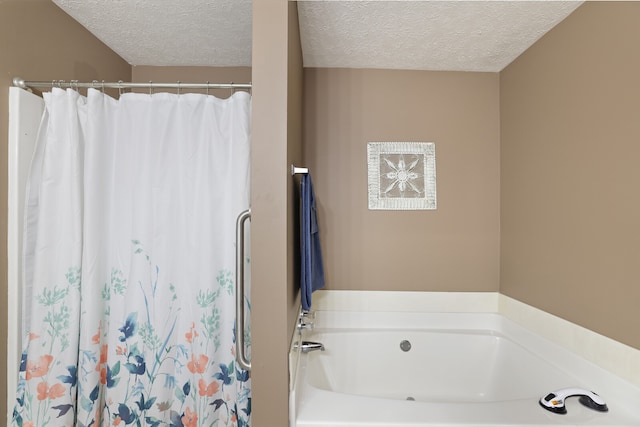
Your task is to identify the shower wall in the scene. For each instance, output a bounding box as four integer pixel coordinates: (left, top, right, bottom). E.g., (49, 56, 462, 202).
(0, 0, 130, 421)
(303, 68, 501, 293)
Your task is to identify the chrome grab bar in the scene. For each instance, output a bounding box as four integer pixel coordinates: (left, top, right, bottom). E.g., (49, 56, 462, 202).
(235, 208, 251, 371)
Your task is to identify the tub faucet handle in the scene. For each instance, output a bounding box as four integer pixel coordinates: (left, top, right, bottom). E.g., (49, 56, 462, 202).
(297, 318, 314, 331)
(298, 309, 316, 331)
(300, 309, 316, 320)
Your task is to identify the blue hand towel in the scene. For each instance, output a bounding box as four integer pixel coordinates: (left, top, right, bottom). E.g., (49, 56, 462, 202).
(300, 173, 325, 311)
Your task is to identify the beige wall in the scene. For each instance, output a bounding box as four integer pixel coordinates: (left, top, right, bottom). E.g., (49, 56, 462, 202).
(303, 68, 501, 292)
(287, 2, 304, 335)
(0, 0, 130, 420)
(500, 2, 640, 350)
(251, 1, 302, 425)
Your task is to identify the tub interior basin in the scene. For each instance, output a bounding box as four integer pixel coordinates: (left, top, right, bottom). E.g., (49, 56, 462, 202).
(305, 329, 577, 403)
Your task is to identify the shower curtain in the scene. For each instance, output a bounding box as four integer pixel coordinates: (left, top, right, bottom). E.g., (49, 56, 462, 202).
(12, 88, 251, 427)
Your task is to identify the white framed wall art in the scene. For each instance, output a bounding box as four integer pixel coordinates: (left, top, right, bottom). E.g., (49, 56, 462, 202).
(367, 142, 437, 210)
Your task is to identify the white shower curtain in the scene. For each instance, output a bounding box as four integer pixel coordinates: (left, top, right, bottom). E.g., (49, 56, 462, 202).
(12, 88, 251, 427)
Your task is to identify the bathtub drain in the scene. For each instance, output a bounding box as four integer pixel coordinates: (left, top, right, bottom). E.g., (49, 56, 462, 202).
(406, 397, 415, 401)
(400, 340, 411, 352)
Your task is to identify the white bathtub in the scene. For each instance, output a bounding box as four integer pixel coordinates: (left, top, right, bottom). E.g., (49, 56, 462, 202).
(291, 311, 640, 426)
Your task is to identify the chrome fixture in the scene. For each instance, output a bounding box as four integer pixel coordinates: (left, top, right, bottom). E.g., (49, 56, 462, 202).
(235, 209, 251, 371)
(399, 340, 412, 352)
(297, 309, 316, 331)
(291, 164, 309, 175)
(13, 77, 251, 92)
(294, 341, 325, 353)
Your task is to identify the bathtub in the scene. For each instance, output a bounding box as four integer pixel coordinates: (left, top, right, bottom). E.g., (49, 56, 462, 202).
(291, 311, 640, 426)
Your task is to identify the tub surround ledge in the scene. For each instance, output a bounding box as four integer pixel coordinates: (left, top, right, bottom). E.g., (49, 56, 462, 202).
(498, 293, 640, 389)
(310, 290, 499, 313)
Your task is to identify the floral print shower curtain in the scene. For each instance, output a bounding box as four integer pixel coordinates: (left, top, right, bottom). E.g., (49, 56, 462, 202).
(12, 88, 251, 427)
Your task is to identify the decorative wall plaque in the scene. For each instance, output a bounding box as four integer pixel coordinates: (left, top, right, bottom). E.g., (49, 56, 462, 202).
(367, 142, 437, 210)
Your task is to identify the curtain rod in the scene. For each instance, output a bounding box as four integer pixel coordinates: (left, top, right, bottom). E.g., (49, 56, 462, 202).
(13, 77, 251, 91)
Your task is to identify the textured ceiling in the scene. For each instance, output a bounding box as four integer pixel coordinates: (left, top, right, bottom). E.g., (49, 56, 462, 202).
(52, 0, 583, 72)
(52, 0, 253, 67)
(298, 1, 583, 72)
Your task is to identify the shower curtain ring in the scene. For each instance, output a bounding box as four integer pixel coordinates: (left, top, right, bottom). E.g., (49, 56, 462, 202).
(118, 80, 124, 97)
(177, 81, 181, 96)
(101, 80, 105, 94)
(230, 81, 235, 96)
(149, 81, 153, 96)
(206, 81, 210, 96)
